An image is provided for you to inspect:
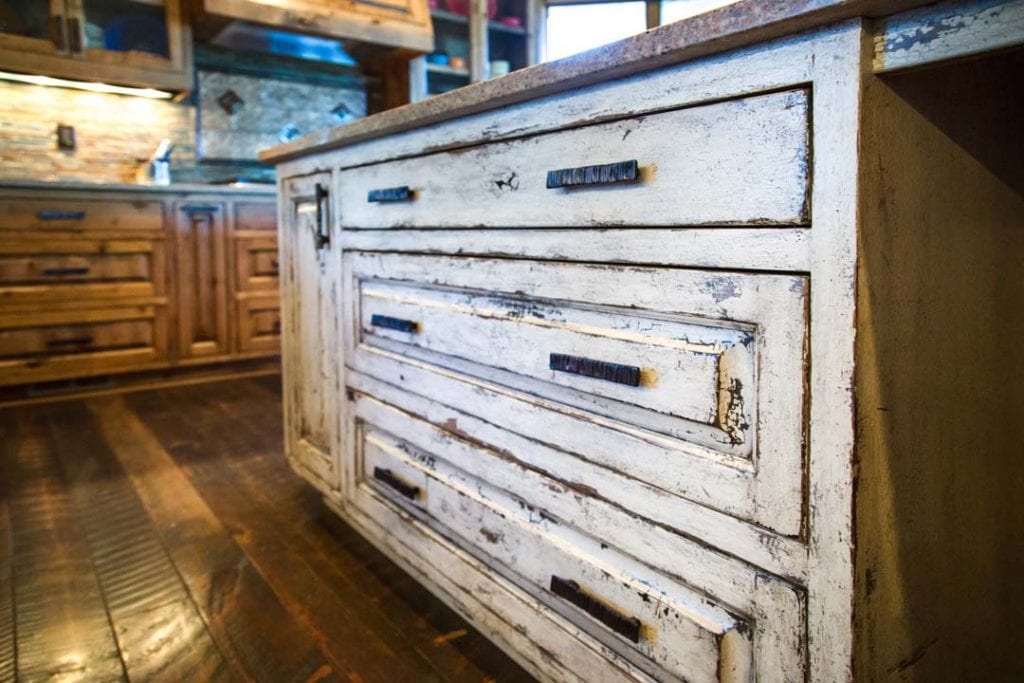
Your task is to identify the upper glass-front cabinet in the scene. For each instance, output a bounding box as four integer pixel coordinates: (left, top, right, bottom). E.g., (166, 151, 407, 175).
(0, 0, 191, 91)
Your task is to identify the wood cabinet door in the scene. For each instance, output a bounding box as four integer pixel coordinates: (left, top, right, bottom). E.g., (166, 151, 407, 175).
(279, 173, 339, 491)
(174, 202, 229, 360)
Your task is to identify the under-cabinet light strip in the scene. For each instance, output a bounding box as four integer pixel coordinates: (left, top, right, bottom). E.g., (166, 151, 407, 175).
(0, 70, 173, 99)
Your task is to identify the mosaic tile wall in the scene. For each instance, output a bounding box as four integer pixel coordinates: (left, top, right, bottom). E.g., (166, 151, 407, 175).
(197, 71, 366, 161)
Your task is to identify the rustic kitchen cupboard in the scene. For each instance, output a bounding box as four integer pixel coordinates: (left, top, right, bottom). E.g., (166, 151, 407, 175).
(264, 0, 1024, 679)
(0, 182, 280, 391)
(0, 0, 192, 90)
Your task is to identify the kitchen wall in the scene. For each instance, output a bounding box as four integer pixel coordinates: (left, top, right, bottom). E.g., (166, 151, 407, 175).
(0, 63, 365, 184)
(0, 79, 212, 184)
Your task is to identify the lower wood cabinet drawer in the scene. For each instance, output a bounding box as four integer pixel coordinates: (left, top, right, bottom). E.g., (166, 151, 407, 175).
(236, 295, 281, 354)
(233, 237, 279, 292)
(344, 252, 808, 536)
(0, 305, 169, 385)
(0, 238, 166, 303)
(0, 198, 164, 233)
(346, 390, 806, 682)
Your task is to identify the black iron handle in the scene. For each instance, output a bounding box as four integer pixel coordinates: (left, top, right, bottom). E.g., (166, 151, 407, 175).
(370, 314, 418, 333)
(67, 17, 81, 53)
(373, 467, 420, 500)
(180, 204, 220, 214)
(47, 336, 94, 348)
(51, 15, 68, 51)
(270, 259, 279, 270)
(313, 183, 330, 250)
(37, 210, 85, 220)
(272, 319, 281, 334)
(546, 160, 639, 189)
(549, 353, 640, 387)
(42, 266, 90, 277)
(367, 186, 412, 203)
(550, 576, 641, 643)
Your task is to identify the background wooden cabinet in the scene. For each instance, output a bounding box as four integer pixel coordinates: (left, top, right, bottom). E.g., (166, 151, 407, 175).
(0, 0, 192, 91)
(0, 184, 279, 390)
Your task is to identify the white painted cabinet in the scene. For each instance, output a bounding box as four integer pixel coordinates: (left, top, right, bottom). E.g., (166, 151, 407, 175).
(273, 2, 1024, 679)
(278, 173, 341, 492)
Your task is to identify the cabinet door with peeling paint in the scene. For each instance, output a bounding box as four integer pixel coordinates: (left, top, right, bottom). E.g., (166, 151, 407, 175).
(279, 172, 340, 492)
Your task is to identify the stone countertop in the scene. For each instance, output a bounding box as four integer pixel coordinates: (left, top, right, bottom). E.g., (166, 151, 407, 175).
(0, 179, 276, 195)
(260, 0, 935, 164)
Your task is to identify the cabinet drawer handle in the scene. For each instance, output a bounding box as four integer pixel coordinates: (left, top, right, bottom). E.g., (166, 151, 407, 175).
(37, 210, 86, 220)
(546, 160, 638, 189)
(367, 186, 412, 203)
(370, 314, 418, 333)
(272, 319, 281, 333)
(42, 266, 90, 277)
(180, 204, 220, 214)
(47, 336, 94, 348)
(372, 467, 420, 500)
(549, 353, 640, 387)
(550, 576, 642, 643)
(270, 259, 279, 270)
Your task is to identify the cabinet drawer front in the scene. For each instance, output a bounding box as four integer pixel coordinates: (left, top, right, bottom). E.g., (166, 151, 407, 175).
(348, 393, 806, 682)
(0, 306, 168, 386)
(234, 201, 277, 232)
(0, 199, 164, 233)
(236, 296, 281, 354)
(338, 88, 809, 229)
(233, 237, 279, 292)
(0, 317, 154, 359)
(345, 252, 807, 534)
(0, 240, 164, 301)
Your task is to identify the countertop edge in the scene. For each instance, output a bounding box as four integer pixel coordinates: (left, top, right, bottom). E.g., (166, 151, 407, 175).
(259, 0, 932, 164)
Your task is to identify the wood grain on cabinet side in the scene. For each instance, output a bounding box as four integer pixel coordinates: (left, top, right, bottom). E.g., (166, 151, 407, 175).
(855, 48, 1024, 680)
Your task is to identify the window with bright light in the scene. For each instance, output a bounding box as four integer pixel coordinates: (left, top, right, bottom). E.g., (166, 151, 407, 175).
(544, 2, 647, 61)
(544, 0, 739, 62)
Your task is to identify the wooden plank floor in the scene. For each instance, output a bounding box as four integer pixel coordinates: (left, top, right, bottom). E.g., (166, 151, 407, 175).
(0, 376, 536, 683)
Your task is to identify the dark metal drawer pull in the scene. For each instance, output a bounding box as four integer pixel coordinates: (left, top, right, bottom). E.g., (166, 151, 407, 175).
(370, 314, 418, 333)
(47, 336, 94, 348)
(367, 186, 412, 203)
(42, 266, 90, 276)
(546, 160, 638, 189)
(550, 576, 641, 643)
(549, 353, 640, 387)
(180, 204, 220, 214)
(37, 210, 86, 220)
(51, 15, 68, 52)
(372, 467, 420, 500)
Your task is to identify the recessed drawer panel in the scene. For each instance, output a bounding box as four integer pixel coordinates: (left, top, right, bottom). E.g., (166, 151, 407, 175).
(0, 198, 164, 233)
(337, 88, 809, 229)
(0, 239, 165, 302)
(233, 237, 279, 292)
(236, 295, 280, 354)
(344, 252, 807, 535)
(348, 393, 805, 682)
(0, 317, 153, 359)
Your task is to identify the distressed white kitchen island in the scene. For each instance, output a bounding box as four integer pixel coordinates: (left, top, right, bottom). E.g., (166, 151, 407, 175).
(261, 1, 1024, 679)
